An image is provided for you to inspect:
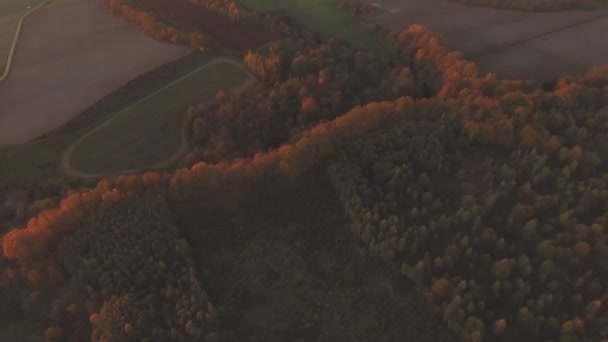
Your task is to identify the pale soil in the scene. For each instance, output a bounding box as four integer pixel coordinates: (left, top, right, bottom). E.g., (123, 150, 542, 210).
(0, 0, 191, 146)
(369, 1, 608, 80)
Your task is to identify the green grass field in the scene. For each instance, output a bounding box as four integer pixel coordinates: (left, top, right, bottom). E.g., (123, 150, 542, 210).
(69, 61, 250, 175)
(0, 58, 250, 182)
(0, 132, 77, 181)
(238, 0, 383, 51)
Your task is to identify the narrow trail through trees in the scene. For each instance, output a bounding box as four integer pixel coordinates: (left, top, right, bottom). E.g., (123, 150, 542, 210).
(60, 58, 255, 179)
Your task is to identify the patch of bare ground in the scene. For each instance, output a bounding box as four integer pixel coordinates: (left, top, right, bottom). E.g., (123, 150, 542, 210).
(0, 0, 191, 146)
(369, 1, 608, 80)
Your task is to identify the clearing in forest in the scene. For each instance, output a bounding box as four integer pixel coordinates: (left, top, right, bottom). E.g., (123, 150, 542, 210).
(130, 0, 279, 52)
(66, 60, 251, 176)
(238, 0, 383, 51)
(368, 1, 608, 80)
(0, 0, 191, 146)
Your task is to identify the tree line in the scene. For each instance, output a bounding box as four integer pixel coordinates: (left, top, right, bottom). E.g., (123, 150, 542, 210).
(184, 34, 424, 164)
(1, 176, 222, 341)
(106, 0, 210, 52)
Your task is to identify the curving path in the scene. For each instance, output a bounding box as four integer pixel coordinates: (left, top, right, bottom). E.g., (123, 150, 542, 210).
(0, 0, 51, 83)
(60, 58, 255, 179)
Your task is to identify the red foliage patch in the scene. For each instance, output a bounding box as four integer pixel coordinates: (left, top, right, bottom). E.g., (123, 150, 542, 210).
(131, 0, 279, 51)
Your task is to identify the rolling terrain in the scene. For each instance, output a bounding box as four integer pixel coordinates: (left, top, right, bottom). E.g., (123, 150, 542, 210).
(0, 0, 607, 340)
(65, 59, 252, 177)
(0, 0, 191, 146)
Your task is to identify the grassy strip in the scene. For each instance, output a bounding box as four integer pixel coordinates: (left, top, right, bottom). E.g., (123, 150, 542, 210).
(44, 51, 213, 139)
(0, 132, 79, 181)
(68, 61, 249, 175)
(1, 54, 244, 182)
(238, 0, 383, 51)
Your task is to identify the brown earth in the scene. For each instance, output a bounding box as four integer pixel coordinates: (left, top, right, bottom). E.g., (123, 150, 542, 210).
(0, 0, 191, 146)
(0, 14, 21, 69)
(370, 1, 608, 80)
(474, 15, 608, 80)
(130, 0, 280, 51)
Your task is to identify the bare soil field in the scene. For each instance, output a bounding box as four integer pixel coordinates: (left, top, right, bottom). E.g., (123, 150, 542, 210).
(0, 0, 191, 146)
(474, 16, 608, 80)
(370, 1, 608, 80)
(0, 0, 42, 16)
(131, 0, 279, 51)
(0, 14, 20, 68)
(0, 0, 43, 71)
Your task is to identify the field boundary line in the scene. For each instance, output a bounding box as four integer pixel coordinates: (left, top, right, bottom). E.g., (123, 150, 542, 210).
(60, 58, 254, 179)
(468, 11, 608, 60)
(0, 0, 52, 84)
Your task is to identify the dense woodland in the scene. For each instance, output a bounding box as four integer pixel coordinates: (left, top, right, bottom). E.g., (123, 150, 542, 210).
(185, 36, 423, 163)
(450, 0, 599, 11)
(2, 0, 608, 340)
(1, 177, 222, 341)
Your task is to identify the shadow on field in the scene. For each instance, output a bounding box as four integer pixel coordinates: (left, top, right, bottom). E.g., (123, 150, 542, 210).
(172, 177, 451, 341)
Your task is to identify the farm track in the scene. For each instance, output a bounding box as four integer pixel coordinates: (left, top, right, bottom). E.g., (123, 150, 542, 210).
(60, 58, 255, 179)
(468, 10, 608, 60)
(0, 0, 192, 146)
(0, 0, 51, 84)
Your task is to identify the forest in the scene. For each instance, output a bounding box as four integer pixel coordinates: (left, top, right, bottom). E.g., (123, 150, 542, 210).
(2, 0, 608, 340)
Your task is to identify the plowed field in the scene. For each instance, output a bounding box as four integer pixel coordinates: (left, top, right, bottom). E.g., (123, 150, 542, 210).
(0, 0, 191, 146)
(369, 1, 608, 80)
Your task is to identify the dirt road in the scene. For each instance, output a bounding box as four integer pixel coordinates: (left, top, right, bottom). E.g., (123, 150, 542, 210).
(60, 58, 254, 179)
(0, 0, 191, 146)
